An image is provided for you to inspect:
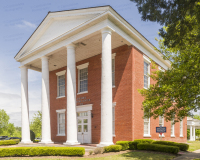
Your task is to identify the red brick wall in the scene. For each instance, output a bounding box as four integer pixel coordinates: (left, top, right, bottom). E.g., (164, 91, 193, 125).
(49, 44, 187, 143)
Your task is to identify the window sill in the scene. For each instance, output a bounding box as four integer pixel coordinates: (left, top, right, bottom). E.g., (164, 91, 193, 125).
(113, 135, 116, 137)
(56, 134, 65, 136)
(143, 87, 149, 90)
(171, 135, 175, 138)
(180, 135, 184, 138)
(112, 86, 115, 88)
(56, 96, 65, 99)
(77, 91, 88, 95)
(143, 134, 151, 138)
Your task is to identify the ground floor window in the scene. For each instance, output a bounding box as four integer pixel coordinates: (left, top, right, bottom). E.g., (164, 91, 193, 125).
(180, 120, 183, 137)
(56, 110, 65, 136)
(171, 119, 175, 137)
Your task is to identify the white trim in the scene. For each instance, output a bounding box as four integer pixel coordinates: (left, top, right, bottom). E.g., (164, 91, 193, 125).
(143, 116, 151, 137)
(180, 120, 183, 137)
(56, 96, 65, 99)
(77, 62, 89, 70)
(171, 119, 175, 137)
(112, 102, 116, 136)
(56, 70, 66, 76)
(144, 60, 150, 89)
(143, 55, 151, 64)
(77, 91, 88, 95)
(171, 135, 175, 138)
(143, 135, 151, 138)
(76, 104, 93, 112)
(56, 109, 66, 113)
(56, 134, 65, 136)
(112, 53, 116, 59)
(158, 66, 165, 72)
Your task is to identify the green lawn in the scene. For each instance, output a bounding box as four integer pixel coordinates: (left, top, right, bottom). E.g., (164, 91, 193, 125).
(188, 141, 200, 151)
(0, 151, 176, 160)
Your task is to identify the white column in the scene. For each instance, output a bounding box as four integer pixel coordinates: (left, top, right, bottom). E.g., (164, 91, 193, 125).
(193, 126, 196, 141)
(190, 125, 193, 141)
(40, 56, 53, 144)
(64, 44, 79, 145)
(20, 66, 32, 143)
(97, 27, 113, 147)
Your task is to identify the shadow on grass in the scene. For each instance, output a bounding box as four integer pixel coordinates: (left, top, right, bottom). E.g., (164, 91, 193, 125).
(119, 151, 176, 160)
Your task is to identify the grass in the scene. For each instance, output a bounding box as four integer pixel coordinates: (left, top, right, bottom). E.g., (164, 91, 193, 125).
(0, 151, 176, 160)
(188, 141, 200, 152)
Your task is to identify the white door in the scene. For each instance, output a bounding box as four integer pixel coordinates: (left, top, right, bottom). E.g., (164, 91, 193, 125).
(77, 111, 91, 143)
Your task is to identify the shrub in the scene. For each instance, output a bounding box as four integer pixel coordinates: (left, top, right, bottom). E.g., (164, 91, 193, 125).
(94, 147, 104, 154)
(137, 143, 179, 154)
(33, 140, 40, 143)
(89, 150, 93, 155)
(0, 147, 85, 157)
(134, 139, 154, 144)
(13, 139, 20, 144)
(153, 141, 189, 151)
(0, 140, 18, 146)
(104, 145, 122, 153)
(128, 141, 138, 150)
(116, 141, 129, 150)
(30, 130, 35, 141)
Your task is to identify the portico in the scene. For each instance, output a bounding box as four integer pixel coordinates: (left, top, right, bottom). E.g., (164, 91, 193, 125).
(187, 117, 200, 141)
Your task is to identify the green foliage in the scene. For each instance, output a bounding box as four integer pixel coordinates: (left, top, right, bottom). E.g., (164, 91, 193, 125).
(128, 141, 138, 150)
(116, 141, 129, 150)
(187, 129, 190, 139)
(153, 141, 189, 151)
(0, 140, 18, 146)
(0, 109, 10, 135)
(93, 147, 104, 154)
(30, 111, 42, 138)
(0, 147, 85, 157)
(104, 145, 122, 153)
(33, 139, 40, 143)
(7, 123, 15, 136)
(137, 143, 179, 154)
(134, 139, 154, 144)
(30, 130, 35, 141)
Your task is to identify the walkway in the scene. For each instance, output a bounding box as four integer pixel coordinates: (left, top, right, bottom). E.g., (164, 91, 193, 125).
(174, 150, 200, 160)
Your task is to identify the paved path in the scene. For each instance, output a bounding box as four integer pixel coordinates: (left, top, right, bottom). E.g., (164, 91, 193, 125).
(174, 150, 200, 160)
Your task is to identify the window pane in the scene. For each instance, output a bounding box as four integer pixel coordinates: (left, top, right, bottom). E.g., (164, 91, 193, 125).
(78, 125, 82, 132)
(79, 68, 88, 92)
(83, 119, 88, 123)
(58, 113, 65, 134)
(84, 125, 88, 132)
(144, 62, 149, 88)
(112, 59, 115, 86)
(78, 119, 82, 124)
(58, 75, 65, 97)
(144, 122, 149, 134)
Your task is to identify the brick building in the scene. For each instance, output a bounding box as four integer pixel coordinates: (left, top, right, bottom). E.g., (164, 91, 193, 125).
(15, 6, 187, 145)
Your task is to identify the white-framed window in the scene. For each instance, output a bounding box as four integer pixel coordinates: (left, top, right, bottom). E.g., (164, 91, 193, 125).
(56, 109, 66, 136)
(112, 53, 116, 87)
(77, 63, 89, 94)
(56, 70, 66, 98)
(171, 119, 175, 137)
(112, 102, 116, 136)
(143, 55, 151, 89)
(159, 116, 164, 137)
(144, 111, 151, 137)
(180, 120, 183, 137)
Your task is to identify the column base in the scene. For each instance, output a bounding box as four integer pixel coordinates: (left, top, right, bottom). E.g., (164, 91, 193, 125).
(39, 140, 54, 144)
(63, 141, 80, 146)
(97, 142, 114, 147)
(20, 140, 33, 144)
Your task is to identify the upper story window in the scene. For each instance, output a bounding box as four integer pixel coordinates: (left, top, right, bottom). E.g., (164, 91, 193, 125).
(143, 55, 151, 89)
(77, 62, 89, 94)
(56, 70, 66, 98)
(112, 53, 116, 87)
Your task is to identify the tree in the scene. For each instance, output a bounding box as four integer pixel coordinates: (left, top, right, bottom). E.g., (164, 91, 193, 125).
(30, 111, 42, 138)
(130, 0, 200, 122)
(130, 0, 200, 48)
(0, 109, 10, 134)
(7, 123, 15, 136)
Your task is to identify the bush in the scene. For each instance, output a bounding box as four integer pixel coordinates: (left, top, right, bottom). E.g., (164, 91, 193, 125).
(0, 140, 18, 146)
(30, 130, 35, 142)
(116, 141, 129, 150)
(0, 147, 85, 157)
(128, 141, 138, 150)
(33, 140, 40, 143)
(89, 150, 93, 155)
(94, 147, 104, 154)
(137, 143, 179, 154)
(134, 139, 154, 144)
(104, 145, 122, 153)
(153, 141, 189, 151)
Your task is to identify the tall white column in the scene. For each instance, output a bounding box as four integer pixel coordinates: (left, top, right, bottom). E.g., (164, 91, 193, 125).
(190, 125, 193, 141)
(193, 126, 196, 141)
(20, 66, 32, 143)
(97, 27, 113, 147)
(40, 56, 53, 144)
(64, 44, 79, 145)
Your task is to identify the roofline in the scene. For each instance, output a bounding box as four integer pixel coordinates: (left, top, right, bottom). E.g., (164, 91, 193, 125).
(15, 5, 167, 61)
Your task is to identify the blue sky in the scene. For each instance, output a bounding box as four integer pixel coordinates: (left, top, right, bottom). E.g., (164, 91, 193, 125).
(0, 0, 163, 127)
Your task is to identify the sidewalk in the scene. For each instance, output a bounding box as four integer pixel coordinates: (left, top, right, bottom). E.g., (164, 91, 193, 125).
(174, 150, 200, 160)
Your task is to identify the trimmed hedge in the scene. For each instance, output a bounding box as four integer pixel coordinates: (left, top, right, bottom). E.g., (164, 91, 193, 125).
(104, 145, 122, 153)
(0, 147, 85, 157)
(134, 139, 154, 144)
(116, 141, 129, 150)
(0, 140, 19, 146)
(153, 141, 189, 151)
(128, 141, 138, 150)
(137, 143, 179, 154)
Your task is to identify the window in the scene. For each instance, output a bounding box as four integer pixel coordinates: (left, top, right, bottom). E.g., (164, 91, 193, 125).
(112, 58, 115, 86)
(159, 116, 164, 137)
(56, 109, 66, 136)
(112, 102, 116, 136)
(180, 120, 183, 137)
(56, 70, 66, 98)
(77, 63, 89, 94)
(171, 119, 175, 137)
(144, 111, 150, 137)
(144, 55, 150, 88)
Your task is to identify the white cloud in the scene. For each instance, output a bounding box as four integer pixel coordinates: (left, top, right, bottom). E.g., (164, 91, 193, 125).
(16, 20, 36, 29)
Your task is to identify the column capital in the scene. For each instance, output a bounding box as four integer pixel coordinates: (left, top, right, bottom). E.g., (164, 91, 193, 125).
(66, 43, 76, 49)
(19, 65, 28, 69)
(101, 27, 114, 35)
(40, 56, 49, 60)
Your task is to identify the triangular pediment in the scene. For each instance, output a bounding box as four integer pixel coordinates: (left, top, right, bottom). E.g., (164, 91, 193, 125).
(15, 6, 110, 60)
